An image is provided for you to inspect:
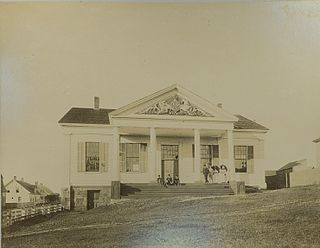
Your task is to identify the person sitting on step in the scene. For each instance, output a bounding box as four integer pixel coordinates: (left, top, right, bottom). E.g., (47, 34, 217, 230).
(173, 175, 180, 186)
(163, 174, 173, 188)
(157, 175, 163, 185)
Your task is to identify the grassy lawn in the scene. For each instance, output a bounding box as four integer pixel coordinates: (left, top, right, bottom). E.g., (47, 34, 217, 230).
(2, 185, 320, 248)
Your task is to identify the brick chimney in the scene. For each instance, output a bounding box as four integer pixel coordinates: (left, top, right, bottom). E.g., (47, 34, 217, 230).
(14, 176, 17, 180)
(94, 96, 100, 109)
(217, 103, 223, 108)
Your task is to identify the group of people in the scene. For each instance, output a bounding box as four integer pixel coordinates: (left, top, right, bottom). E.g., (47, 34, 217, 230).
(156, 163, 228, 187)
(203, 163, 228, 184)
(157, 174, 180, 187)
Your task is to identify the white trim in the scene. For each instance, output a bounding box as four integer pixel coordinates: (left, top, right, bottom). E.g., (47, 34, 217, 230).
(234, 129, 268, 133)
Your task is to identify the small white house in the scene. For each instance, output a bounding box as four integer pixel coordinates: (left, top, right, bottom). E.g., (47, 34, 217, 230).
(59, 84, 269, 211)
(5, 176, 53, 207)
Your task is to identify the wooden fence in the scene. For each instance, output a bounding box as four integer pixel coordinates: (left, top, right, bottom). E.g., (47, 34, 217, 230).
(2, 204, 64, 227)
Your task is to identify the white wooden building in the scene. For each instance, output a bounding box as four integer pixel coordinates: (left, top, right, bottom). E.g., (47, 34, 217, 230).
(59, 85, 268, 210)
(5, 176, 53, 207)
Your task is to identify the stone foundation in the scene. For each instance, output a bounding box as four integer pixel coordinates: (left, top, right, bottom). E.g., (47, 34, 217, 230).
(230, 181, 245, 195)
(70, 186, 111, 211)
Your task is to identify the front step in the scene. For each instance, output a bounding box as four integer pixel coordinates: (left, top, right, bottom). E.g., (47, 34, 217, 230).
(121, 183, 235, 198)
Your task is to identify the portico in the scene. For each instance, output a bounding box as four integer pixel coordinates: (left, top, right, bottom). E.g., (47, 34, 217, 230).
(111, 126, 236, 184)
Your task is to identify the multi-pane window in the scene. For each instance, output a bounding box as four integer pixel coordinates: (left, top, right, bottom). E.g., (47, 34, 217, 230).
(85, 142, 100, 172)
(192, 145, 219, 170)
(78, 142, 108, 173)
(120, 143, 147, 173)
(161, 145, 179, 160)
(234, 145, 254, 173)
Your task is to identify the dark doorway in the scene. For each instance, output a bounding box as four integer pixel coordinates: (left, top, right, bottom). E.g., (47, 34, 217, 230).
(161, 145, 179, 180)
(87, 190, 100, 210)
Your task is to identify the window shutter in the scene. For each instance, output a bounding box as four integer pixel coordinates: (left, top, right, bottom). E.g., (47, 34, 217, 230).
(119, 143, 126, 172)
(247, 160, 254, 173)
(77, 142, 85, 172)
(248, 146, 254, 160)
(192, 144, 195, 158)
(213, 145, 219, 158)
(139, 143, 148, 173)
(99, 143, 108, 172)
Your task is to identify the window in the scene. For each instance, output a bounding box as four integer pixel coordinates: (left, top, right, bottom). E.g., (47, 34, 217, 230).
(120, 143, 147, 173)
(16, 188, 19, 193)
(78, 142, 108, 173)
(234, 146, 254, 173)
(18, 197, 21, 202)
(192, 145, 219, 171)
(85, 142, 100, 172)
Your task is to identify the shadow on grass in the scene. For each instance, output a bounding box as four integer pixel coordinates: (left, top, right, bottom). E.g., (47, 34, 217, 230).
(2, 211, 65, 233)
(245, 185, 263, 194)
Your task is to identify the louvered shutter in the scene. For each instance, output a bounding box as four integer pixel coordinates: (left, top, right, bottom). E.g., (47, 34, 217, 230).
(99, 143, 108, 172)
(139, 143, 148, 173)
(212, 145, 219, 158)
(119, 143, 126, 172)
(248, 146, 254, 160)
(192, 144, 195, 158)
(77, 142, 85, 172)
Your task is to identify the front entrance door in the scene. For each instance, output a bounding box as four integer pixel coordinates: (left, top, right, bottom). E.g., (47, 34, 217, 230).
(161, 145, 179, 180)
(87, 190, 100, 210)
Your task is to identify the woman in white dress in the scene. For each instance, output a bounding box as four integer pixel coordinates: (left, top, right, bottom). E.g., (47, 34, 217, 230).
(219, 164, 228, 183)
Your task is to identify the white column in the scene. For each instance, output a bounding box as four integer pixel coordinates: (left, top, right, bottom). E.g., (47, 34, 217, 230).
(112, 127, 120, 181)
(227, 129, 235, 181)
(194, 129, 201, 181)
(149, 127, 157, 180)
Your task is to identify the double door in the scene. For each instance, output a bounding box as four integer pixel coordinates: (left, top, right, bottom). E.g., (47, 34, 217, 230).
(161, 145, 179, 179)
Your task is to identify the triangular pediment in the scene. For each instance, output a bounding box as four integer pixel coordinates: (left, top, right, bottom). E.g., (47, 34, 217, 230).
(110, 84, 238, 122)
(136, 94, 212, 117)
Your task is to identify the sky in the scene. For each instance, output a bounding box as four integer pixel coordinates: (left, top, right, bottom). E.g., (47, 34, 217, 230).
(1, 2, 320, 192)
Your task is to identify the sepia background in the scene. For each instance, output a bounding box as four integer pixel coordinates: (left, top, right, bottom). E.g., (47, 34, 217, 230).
(1, 2, 320, 192)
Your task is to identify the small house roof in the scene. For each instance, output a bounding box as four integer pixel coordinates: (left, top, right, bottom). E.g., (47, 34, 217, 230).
(16, 180, 36, 193)
(278, 159, 307, 172)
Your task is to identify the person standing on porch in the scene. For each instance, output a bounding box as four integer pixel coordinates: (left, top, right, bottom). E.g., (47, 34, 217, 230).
(220, 164, 228, 183)
(213, 166, 219, 183)
(208, 165, 214, 184)
(203, 164, 209, 184)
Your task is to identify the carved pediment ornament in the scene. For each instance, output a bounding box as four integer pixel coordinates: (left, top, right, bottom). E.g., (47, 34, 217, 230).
(137, 95, 212, 117)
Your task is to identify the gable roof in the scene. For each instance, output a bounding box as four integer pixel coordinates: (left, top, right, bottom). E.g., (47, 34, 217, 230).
(278, 159, 307, 172)
(234, 115, 269, 131)
(59, 108, 115, 125)
(58, 85, 268, 131)
(14, 180, 53, 195)
(58, 107, 268, 131)
(110, 84, 238, 122)
(16, 180, 36, 193)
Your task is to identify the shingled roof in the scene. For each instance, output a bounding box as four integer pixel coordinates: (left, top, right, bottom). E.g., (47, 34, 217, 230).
(59, 108, 268, 131)
(278, 159, 307, 172)
(234, 115, 268, 131)
(16, 180, 36, 193)
(59, 108, 115, 125)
